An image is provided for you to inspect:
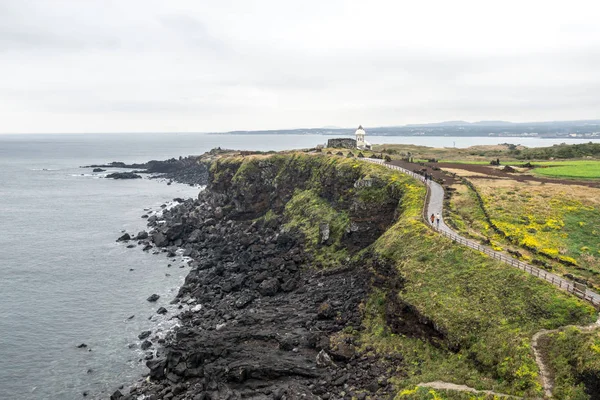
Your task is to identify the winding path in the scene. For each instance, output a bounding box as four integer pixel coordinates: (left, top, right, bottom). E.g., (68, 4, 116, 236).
(367, 158, 600, 307)
(366, 158, 600, 398)
(416, 381, 522, 399)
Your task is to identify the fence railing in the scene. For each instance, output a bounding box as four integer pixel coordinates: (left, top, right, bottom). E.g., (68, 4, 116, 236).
(365, 158, 600, 307)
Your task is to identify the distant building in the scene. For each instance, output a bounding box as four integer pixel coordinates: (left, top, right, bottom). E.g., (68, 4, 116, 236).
(355, 125, 371, 150)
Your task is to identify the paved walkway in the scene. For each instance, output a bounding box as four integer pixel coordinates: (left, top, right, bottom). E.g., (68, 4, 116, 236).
(366, 158, 600, 307)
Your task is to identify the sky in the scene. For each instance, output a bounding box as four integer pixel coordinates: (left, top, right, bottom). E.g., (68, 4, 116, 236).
(1, 0, 599, 133)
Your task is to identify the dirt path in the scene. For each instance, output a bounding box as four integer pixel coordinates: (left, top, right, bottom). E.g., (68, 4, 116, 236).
(417, 381, 522, 398)
(531, 316, 600, 398)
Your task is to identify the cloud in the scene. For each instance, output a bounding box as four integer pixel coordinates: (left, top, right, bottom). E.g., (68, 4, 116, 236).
(0, 0, 599, 133)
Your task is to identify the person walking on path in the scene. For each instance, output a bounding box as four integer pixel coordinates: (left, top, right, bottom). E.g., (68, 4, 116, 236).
(436, 213, 440, 228)
(430, 213, 435, 225)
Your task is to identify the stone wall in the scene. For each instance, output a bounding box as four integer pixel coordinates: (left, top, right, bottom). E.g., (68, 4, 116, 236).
(327, 138, 356, 149)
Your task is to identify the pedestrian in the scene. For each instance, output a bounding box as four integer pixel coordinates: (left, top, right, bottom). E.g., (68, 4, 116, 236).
(430, 213, 435, 225)
(436, 213, 440, 228)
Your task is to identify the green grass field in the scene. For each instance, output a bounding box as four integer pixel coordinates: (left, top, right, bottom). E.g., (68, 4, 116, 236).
(532, 161, 600, 179)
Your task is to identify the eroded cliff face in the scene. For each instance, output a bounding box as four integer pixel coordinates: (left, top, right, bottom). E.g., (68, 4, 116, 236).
(124, 154, 430, 400)
(208, 155, 403, 254)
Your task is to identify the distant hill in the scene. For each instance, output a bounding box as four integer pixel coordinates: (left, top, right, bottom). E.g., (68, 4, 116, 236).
(216, 120, 600, 138)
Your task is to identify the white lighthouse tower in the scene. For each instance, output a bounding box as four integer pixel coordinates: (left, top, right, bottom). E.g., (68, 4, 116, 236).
(355, 125, 371, 150)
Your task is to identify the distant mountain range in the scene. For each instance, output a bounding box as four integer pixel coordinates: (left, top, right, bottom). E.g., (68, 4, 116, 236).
(218, 120, 600, 138)
(404, 119, 600, 128)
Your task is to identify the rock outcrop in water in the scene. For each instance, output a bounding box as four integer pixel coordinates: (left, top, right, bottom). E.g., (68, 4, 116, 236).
(85, 155, 212, 186)
(120, 154, 421, 399)
(106, 172, 142, 180)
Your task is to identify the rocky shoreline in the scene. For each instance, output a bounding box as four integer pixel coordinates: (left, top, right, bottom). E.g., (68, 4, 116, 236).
(107, 152, 407, 400)
(83, 155, 210, 186)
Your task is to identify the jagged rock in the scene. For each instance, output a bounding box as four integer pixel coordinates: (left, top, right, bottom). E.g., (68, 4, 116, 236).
(116, 233, 131, 242)
(141, 340, 153, 350)
(157, 307, 168, 315)
(110, 390, 123, 399)
(138, 331, 151, 340)
(152, 232, 169, 247)
(136, 230, 149, 240)
(258, 278, 280, 296)
(106, 172, 142, 179)
(330, 342, 356, 361)
(214, 206, 223, 219)
(147, 359, 166, 380)
(147, 294, 160, 302)
(234, 293, 254, 309)
(187, 229, 202, 243)
(316, 350, 335, 367)
(166, 223, 184, 241)
(92, 168, 106, 172)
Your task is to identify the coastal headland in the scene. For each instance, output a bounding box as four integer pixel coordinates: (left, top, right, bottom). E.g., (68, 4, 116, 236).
(105, 145, 600, 400)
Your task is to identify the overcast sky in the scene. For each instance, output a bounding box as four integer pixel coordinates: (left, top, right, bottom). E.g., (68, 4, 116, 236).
(1, 0, 599, 133)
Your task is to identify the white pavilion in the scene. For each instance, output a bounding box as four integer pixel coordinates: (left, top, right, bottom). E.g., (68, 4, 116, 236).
(355, 125, 371, 150)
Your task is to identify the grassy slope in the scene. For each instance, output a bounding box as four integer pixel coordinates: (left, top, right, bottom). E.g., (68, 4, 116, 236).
(367, 199, 595, 397)
(543, 327, 600, 399)
(443, 184, 490, 241)
(356, 168, 594, 397)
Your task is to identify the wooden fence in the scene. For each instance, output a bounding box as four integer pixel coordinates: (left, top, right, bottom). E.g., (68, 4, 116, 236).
(365, 158, 600, 307)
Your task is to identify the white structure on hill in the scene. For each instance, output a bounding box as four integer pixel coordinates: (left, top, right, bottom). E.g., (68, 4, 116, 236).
(355, 125, 371, 150)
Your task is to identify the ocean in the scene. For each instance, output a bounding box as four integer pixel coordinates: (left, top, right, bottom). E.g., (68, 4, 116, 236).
(0, 133, 598, 399)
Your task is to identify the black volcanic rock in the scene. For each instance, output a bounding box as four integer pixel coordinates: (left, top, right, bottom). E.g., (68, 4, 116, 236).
(258, 278, 280, 296)
(146, 294, 160, 302)
(141, 340, 153, 350)
(116, 233, 131, 242)
(156, 307, 167, 315)
(125, 155, 407, 399)
(138, 331, 151, 340)
(106, 172, 142, 180)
